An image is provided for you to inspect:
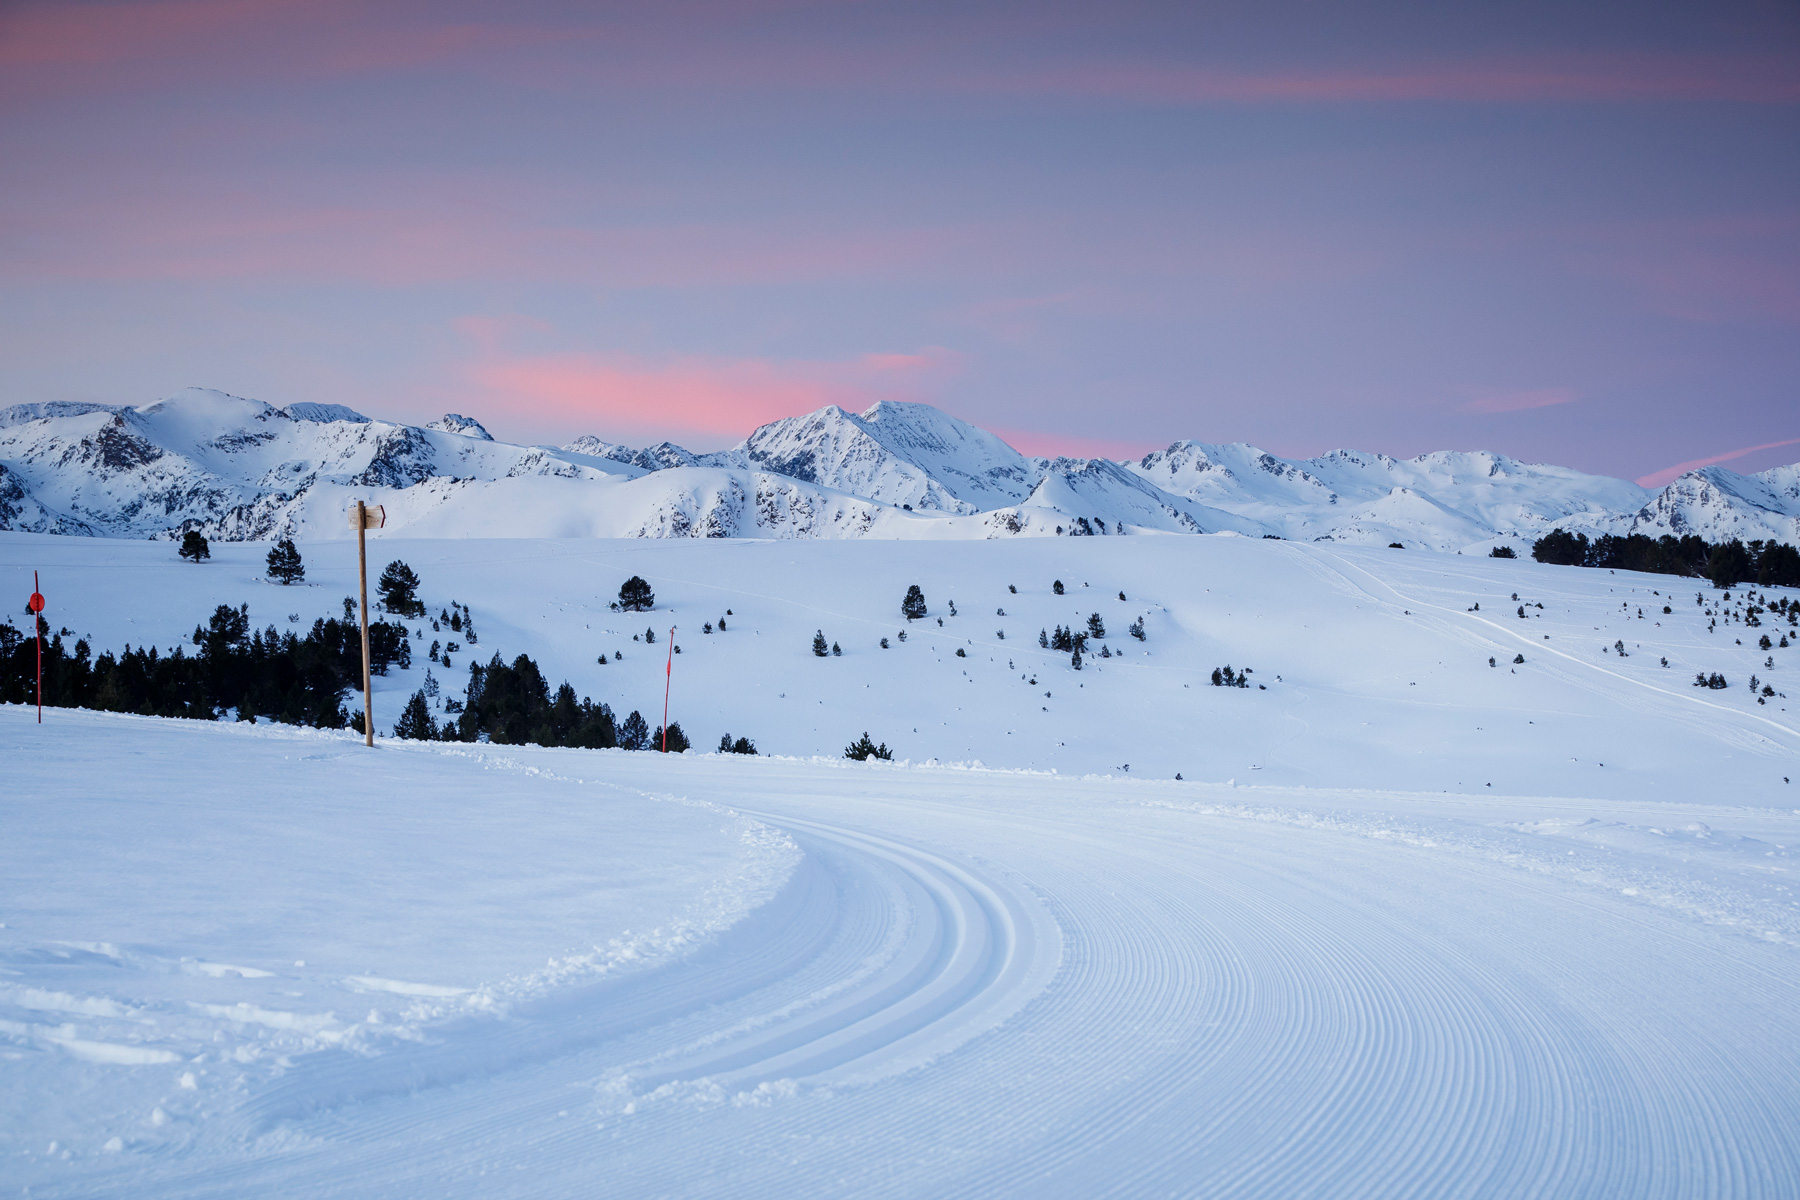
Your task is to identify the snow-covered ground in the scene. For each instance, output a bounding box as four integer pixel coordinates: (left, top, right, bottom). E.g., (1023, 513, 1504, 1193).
(5, 531, 1799, 1196)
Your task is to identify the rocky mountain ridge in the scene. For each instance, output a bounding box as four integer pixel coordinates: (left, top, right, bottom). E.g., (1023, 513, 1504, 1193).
(2, 387, 1795, 550)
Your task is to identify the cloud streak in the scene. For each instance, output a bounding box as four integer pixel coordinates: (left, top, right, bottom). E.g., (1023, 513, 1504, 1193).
(1462, 387, 1578, 415)
(1635, 437, 1800, 488)
(6, 3, 1798, 107)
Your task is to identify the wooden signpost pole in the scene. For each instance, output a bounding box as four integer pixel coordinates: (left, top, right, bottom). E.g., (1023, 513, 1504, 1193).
(661, 624, 674, 751)
(349, 501, 385, 747)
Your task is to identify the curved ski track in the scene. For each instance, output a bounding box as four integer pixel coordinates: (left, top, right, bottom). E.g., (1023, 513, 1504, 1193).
(72, 770, 1800, 1199)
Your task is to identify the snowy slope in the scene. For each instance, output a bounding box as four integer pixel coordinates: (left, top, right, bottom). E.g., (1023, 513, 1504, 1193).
(7, 531, 1796, 794)
(1004, 455, 1259, 537)
(1627, 464, 1800, 545)
(1131, 442, 1652, 549)
(5, 530, 1800, 1196)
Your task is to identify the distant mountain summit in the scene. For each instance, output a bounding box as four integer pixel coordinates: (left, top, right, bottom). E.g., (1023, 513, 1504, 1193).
(727, 401, 1036, 513)
(2, 387, 1795, 549)
(1626, 464, 1800, 546)
(425, 413, 493, 440)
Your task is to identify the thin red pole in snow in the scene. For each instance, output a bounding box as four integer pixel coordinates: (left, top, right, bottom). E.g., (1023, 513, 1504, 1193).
(28, 570, 44, 723)
(661, 625, 674, 752)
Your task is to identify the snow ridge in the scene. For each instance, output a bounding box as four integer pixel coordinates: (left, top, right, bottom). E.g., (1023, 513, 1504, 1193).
(2, 386, 1796, 548)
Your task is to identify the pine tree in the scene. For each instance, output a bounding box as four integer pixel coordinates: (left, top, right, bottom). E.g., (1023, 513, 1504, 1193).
(844, 732, 892, 761)
(1087, 612, 1106, 638)
(178, 529, 210, 564)
(618, 709, 650, 750)
(376, 560, 424, 616)
(644, 627, 656, 644)
(718, 733, 758, 755)
(616, 575, 655, 612)
(1128, 617, 1145, 641)
(653, 721, 690, 752)
(832, 642, 842, 656)
(1039, 628, 1049, 648)
(393, 689, 437, 740)
(812, 630, 829, 657)
(265, 539, 304, 585)
(902, 584, 927, 621)
(1053, 580, 1065, 595)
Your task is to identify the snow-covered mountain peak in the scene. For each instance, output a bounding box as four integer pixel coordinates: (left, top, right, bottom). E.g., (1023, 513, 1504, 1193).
(281, 402, 368, 424)
(426, 413, 494, 440)
(3, 389, 1796, 551)
(133, 388, 278, 440)
(1627, 465, 1800, 545)
(735, 403, 974, 513)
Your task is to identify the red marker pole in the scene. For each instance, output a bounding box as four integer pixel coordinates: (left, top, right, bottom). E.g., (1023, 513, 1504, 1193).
(27, 571, 45, 724)
(661, 625, 675, 752)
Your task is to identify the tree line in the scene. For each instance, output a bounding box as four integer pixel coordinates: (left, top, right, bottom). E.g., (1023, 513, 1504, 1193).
(0, 602, 409, 725)
(3, 598, 707, 754)
(1532, 530, 1800, 589)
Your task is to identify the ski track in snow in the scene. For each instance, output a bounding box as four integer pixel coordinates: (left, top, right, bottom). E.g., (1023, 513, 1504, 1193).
(5, 533, 1800, 1196)
(5, 719, 1799, 1197)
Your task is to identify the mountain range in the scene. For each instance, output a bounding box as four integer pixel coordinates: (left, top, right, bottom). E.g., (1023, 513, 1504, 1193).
(1, 387, 1795, 551)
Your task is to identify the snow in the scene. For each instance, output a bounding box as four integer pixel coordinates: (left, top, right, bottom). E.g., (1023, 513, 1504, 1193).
(15, 388, 1792, 551)
(1131, 442, 1654, 550)
(1628, 464, 1800, 545)
(4, 530, 1800, 1195)
(423, 413, 494, 441)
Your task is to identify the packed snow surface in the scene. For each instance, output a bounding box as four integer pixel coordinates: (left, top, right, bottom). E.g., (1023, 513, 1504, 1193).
(5, 532, 1800, 1196)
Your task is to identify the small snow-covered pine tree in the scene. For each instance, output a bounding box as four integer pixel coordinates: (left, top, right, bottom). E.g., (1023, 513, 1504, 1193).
(178, 529, 210, 564)
(844, 732, 892, 761)
(618, 710, 650, 750)
(902, 585, 927, 620)
(266, 539, 304, 585)
(393, 690, 437, 741)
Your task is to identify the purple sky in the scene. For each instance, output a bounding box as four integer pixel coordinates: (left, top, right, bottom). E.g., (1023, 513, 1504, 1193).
(2, 1, 1797, 483)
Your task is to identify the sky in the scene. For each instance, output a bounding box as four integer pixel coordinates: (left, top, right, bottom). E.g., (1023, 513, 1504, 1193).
(1, 0, 1797, 484)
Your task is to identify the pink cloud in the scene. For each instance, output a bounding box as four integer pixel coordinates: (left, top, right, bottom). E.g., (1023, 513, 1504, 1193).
(1635, 437, 1800, 489)
(1463, 387, 1579, 415)
(0, 0, 575, 87)
(462, 347, 960, 444)
(7, 4, 1797, 110)
(0, 189, 973, 289)
(990, 53, 1800, 106)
